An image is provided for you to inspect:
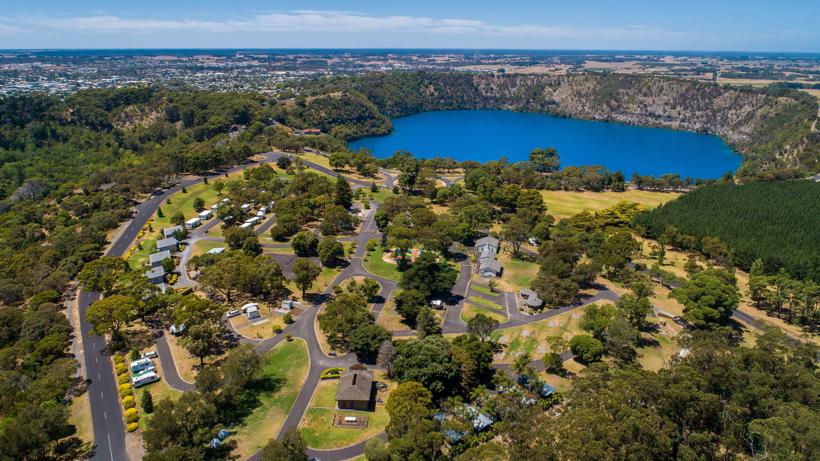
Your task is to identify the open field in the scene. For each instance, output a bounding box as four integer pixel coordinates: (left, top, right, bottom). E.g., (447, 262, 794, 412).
(229, 311, 286, 340)
(461, 301, 507, 323)
(363, 243, 402, 281)
(299, 371, 394, 449)
(191, 239, 225, 257)
(69, 392, 94, 445)
(376, 298, 410, 332)
(232, 339, 310, 459)
(491, 304, 596, 363)
(539, 189, 681, 220)
(491, 252, 539, 293)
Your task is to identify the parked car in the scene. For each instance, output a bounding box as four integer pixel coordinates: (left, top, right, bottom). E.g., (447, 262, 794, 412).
(225, 309, 241, 318)
(142, 350, 158, 359)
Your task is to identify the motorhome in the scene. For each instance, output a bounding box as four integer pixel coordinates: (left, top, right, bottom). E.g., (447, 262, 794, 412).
(132, 370, 160, 388)
(130, 358, 155, 374)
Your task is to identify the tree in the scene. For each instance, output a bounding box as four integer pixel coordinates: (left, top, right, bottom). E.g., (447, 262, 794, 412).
(143, 392, 218, 454)
(242, 236, 262, 256)
(467, 313, 498, 341)
(221, 344, 262, 389)
(543, 336, 568, 374)
(198, 254, 245, 302)
(394, 289, 427, 326)
(170, 212, 185, 226)
(701, 236, 733, 267)
(391, 335, 459, 396)
(259, 427, 307, 461)
(85, 294, 137, 340)
(181, 323, 222, 366)
(276, 156, 293, 170)
(292, 258, 321, 298)
(529, 147, 560, 172)
(377, 340, 397, 376)
(570, 335, 604, 363)
(579, 303, 617, 340)
(358, 278, 381, 302)
(334, 176, 353, 209)
(399, 253, 458, 297)
(672, 268, 739, 328)
(416, 308, 441, 338)
(317, 236, 345, 267)
(318, 292, 371, 351)
(350, 324, 392, 363)
(192, 197, 205, 212)
(502, 216, 531, 257)
(532, 274, 579, 309)
(386, 381, 434, 438)
(141, 390, 154, 414)
(604, 315, 639, 363)
(78, 257, 129, 295)
(224, 226, 256, 249)
(617, 294, 653, 329)
(291, 231, 319, 256)
(213, 181, 224, 195)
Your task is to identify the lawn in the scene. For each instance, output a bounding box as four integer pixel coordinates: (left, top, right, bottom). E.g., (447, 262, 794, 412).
(299, 371, 394, 449)
(154, 180, 224, 230)
(370, 188, 395, 204)
(494, 253, 539, 293)
(285, 267, 341, 299)
(232, 339, 310, 459)
(538, 189, 681, 220)
(470, 283, 502, 297)
(128, 238, 157, 270)
(461, 302, 507, 324)
(191, 239, 225, 257)
(376, 298, 411, 332)
(68, 392, 93, 445)
(363, 243, 402, 281)
(229, 311, 286, 340)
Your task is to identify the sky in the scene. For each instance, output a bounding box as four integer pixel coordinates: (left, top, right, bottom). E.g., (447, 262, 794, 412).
(0, 1, 817, 52)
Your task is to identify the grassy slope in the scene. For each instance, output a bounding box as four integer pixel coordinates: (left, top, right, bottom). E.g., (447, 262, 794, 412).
(539, 189, 681, 220)
(232, 339, 310, 459)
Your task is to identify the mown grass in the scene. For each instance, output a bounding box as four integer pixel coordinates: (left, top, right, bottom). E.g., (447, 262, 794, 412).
(461, 302, 507, 324)
(539, 189, 680, 220)
(363, 243, 402, 281)
(231, 339, 310, 459)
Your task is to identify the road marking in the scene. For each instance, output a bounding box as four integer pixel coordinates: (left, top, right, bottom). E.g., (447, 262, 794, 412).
(98, 373, 101, 380)
(104, 411, 107, 420)
(107, 433, 114, 461)
(101, 392, 104, 399)
(95, 357, 98, 363)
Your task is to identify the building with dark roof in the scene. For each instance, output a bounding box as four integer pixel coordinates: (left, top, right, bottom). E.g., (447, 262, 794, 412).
(336, 368, 374, 411)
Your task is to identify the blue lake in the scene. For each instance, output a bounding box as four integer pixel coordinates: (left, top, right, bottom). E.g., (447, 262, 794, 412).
(349, 110, 742, 178)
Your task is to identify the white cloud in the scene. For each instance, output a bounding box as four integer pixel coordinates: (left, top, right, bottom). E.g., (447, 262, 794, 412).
(8, 10, 684, 43)
(0, 23, 23, 35)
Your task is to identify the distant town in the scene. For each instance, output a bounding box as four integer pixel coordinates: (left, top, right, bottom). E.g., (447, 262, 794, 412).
(2, 49, 819, 97)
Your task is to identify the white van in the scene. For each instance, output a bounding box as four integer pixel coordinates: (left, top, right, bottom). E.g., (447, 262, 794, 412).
(132, 371, 160, 388)
(130, 358, 155, 374)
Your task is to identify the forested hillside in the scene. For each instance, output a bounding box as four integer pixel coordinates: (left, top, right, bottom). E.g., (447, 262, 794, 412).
(633, 180, 820, 281)
(284, 71, 819, 175)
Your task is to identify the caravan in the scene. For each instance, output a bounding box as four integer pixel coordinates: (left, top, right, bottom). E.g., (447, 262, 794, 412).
(130, 358, 155, 374)
(132, 370, 160, 388)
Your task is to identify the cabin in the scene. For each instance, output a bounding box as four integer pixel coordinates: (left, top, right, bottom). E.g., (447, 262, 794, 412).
(478, 257, 502, 277)
(149, 250, 172, 268)
(245, 305, 260, 320)
(185, 217, 201, 229)
(162, 225, 184, 238)
(519, 288, 543, 308)
(335, 368, 374, 411)
(244, 216, 262, 226)
(281, 299, 295, 310)
(144, 266, 166, 284)
(156, 237, 179, 253)
(474, 236, 499, 255)
(198, 210, 213, 220)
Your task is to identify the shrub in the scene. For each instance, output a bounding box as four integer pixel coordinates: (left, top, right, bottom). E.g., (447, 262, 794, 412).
(125, 412, 139, 424)
(126, 422, 139, 432)
(113, 354, 125, 365)
(129, 349, 140, 361)
(320, 367, 344, 379)
(118, 374, 130, 385)
(283, 313, 294, 324)
(141, 391, 154, 414)
(273, 325, 283, 334)
(366, 240, 377, 252)
(115, 364, 127, 375)
(122, 396, 136, 409)
(124, 407, 138, 418)
(286, 334, 293, 342)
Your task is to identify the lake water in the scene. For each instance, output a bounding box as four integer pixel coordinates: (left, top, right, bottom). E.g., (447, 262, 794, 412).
(349, 110, 742, 178)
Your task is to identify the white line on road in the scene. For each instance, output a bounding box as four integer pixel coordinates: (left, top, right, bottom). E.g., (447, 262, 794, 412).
(104, 411, 107, 420)
(107, 433, 114, 461)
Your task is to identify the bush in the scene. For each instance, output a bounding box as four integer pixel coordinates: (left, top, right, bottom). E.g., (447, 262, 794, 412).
(118, 374, 130, 385)
(115, 364, 127, 375)
(286, 334, 293, 342)
(126, 422, 139, 432)
(141, 391, 154, 414)
(125, 412, 139, 424)
(366, 240, 377, 252)
(124, 407, 138, 418)
(113, 354, 125, 365)
(129, 349, 140, 361)
(119, 387, 132, 398)
(320, 367, 344, 379)
(273, 325, 283, 334)
(122, 396, 136, 409)
(283, 313, 294, 324)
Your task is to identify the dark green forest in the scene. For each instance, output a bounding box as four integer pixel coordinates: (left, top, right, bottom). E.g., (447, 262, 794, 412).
(634, 181, 820, 281)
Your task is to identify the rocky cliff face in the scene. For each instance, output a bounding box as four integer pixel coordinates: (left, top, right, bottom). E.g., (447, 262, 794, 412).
(345, 72, 818, 173)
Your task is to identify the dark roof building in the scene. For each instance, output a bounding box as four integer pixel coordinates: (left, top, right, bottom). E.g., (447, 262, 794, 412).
(336, 368, 374, 411)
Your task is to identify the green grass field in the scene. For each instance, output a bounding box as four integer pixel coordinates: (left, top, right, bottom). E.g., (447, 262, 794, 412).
(539, 189, 681, 220)
(363, 242, 402, 281)
(470, 283, 501, 297)
(461, 300, 507, 323)
(299, 377, 392, 449)
(231, 339, 310, 459)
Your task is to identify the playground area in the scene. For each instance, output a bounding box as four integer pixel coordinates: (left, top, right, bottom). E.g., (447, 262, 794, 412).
(382, 247, 425, 265)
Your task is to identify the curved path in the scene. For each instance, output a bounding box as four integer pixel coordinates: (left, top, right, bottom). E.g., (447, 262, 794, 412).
(81, 149, 778, 461)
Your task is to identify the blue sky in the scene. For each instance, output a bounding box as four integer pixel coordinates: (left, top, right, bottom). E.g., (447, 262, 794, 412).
(0, 1, 817, 51)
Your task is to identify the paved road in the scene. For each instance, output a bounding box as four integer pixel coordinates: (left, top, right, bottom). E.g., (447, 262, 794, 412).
(79, 153, 280, 461)
(155, 334, 196, 392)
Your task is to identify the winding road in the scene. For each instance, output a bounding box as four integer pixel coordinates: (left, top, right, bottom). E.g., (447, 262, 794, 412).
(78, 149, 779, 461)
